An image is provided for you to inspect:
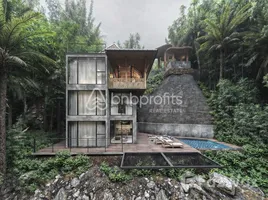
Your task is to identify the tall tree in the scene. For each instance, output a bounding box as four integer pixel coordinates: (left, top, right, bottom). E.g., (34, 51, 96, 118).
(123, 33, 144, 49)
(168, 5, 187, 47)
(244, 0, 268, 81)
(197, 2, 251, 79)
(0, 1, 55, 173)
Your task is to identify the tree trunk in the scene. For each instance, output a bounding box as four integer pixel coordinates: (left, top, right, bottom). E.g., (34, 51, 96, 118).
(22, 95, 27, 119)
(0, 70, 7, 174)
(157, 58, 161, 69)
(256, 55, 268, 81)
(56, 100, 61, 134)
(49, 107, 54, 132)
(220, 50, 224, 79)
(8, 103, 12, 130)
(43, 87, 48, 132)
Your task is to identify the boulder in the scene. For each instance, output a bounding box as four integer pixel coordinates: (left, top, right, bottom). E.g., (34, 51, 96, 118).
(209, 173, 236, 196)
(71, 178, 80, 188)
(155, 190, 168, 200)
(54, 188, 66, 200)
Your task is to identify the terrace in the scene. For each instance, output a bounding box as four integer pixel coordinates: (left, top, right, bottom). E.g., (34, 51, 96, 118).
(33, 133, 239, 156)
(33, 133, 200, 156)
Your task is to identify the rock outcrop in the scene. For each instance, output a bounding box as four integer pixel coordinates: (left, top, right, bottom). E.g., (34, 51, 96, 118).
(1, 167, 265, 200)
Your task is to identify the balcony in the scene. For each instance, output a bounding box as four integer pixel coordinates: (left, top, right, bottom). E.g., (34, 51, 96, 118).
(109, 78, 146, 89)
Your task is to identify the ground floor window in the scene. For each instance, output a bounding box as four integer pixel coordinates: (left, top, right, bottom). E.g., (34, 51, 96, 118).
(68, 121, 106, 147)
(110, 120, 133, 144)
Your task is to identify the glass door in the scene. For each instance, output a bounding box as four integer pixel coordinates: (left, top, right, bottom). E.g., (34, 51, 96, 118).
(110, 121, 133, 144)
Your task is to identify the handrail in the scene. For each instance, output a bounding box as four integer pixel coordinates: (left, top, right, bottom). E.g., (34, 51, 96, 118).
(27, 137, 130, 153)
(109, 78, 145, 82)
(109, 78, 146, 89)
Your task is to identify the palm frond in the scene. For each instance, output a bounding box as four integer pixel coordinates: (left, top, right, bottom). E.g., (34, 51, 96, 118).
(6, 56, 27, 66)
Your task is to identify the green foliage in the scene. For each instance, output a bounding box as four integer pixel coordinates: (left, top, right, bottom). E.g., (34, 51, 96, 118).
(5, 127, 90, 193)
(168, 0, 268, 87)
(100, 162, 132, 182)
(118, 32, 144, 49)
(160, 169, 196, 180)
(208, 78, 268, 145)
(205, 146, 268, 194)
(16, 151, 90, 193)
(206, 78, 268, 195)
(6, 128, 60, 168)
(198, 82, 211, 98)
(130, 169, 153, 177)
(145, 66, 164, 94)
(263, 74, 268, 87)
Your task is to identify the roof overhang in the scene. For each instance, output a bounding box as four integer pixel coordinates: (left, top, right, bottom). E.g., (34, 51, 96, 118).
(156, 45, 193, 61)
(165, 46, 193, 56)
(156, 44, 172, 60)
(105, 49, 158, 77)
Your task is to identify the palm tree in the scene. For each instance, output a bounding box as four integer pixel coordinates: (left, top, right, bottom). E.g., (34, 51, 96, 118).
(243, 0, 268, 81)
(178, 0, 207, 78)
(0, 1, 55, 174)
(197, 2, 251, 79)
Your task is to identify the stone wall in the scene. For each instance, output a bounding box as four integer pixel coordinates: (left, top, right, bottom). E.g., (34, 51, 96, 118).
(138, 122, 214, 138)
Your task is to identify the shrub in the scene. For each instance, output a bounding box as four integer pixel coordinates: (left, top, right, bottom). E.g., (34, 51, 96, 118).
(13, 151, 91, 193)
(204, 78, 268, 195)
(100, 162, 132, 182)
(205, 146, 268, 194)
(145, 67, 164, 94)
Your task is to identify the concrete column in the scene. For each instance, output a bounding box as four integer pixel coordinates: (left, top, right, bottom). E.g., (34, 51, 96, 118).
(133, 105, 137, 143)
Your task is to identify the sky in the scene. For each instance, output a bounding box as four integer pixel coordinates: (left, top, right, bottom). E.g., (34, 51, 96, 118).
(40, 0, 192, 49)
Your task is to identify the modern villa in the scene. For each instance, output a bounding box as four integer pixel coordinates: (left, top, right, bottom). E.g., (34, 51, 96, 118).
(66, 45, 157, 147)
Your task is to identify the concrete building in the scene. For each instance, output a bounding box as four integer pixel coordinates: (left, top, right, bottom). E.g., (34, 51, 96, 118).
(66, 48, 157, 147)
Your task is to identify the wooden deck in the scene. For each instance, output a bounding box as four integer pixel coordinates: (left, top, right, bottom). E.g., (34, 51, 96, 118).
(33, 133, 200, 156)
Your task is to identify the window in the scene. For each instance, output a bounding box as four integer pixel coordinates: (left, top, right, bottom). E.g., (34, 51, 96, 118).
(97, 59, 106, 84)
(68, 57, 106, 85)
(118, 99, 126, 114)
(111, 93, 132, 115)
(68, 121, 106, 147)
(68, 90, 106, 116)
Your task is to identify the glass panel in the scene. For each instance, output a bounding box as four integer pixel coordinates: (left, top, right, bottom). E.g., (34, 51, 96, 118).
(97, 72, 106, 84)
(111, 93, 132, 115)
(111, 121, 133, 144)
(78, 91, 96, 115)
(97, 58, 105, 71)
(68, 58, 77, 84)
(97, 122, 106, 147)
(68, 91, 77, 115)
(97, 90, 106, 115)
(78, 58, 96, 84)
(69, 122, 77, 147)
(97, 122, 106, 134)
(78, 122, 96, 147)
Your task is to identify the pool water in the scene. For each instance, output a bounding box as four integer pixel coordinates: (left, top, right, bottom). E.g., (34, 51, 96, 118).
(179, 139, 231, 149)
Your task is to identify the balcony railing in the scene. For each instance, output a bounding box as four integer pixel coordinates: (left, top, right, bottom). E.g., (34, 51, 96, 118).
(109, 78, 146, 89)
(166, 61, 191, 71)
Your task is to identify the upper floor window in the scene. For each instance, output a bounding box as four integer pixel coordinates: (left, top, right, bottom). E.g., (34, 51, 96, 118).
(68, 57, 106, 84)
(111, 93, 132, 116)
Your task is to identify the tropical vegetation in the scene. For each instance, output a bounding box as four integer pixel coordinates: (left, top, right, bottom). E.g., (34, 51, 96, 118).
(0, 0, 267, 196)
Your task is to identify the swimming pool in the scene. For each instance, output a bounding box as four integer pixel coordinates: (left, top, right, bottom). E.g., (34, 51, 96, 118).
(179, 138, 231, 149)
